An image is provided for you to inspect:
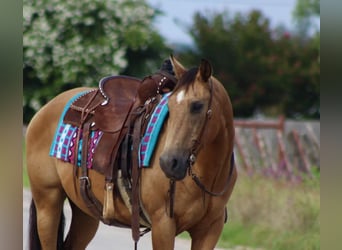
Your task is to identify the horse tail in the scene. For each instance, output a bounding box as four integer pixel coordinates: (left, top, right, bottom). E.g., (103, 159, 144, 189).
(28, 199, 41, 250)
(29, 199, 66, 250)
(57, 206, 66, 250)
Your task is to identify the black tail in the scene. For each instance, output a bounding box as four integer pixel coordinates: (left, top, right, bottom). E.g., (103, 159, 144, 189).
(29, 200, 41, 250)
(57, 206, 65, 250)
(28, 199, 66, 250)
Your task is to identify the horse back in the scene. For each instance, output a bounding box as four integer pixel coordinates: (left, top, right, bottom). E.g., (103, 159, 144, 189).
(27, 87, 94, 138)
(26, 87, 94, 165)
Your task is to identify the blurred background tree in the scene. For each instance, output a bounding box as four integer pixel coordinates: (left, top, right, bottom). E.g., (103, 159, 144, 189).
(23, 0, 171, 123)
(293, 0, 320, 35)
(176, 8, 319, 119)
(23, 0, 320, 123)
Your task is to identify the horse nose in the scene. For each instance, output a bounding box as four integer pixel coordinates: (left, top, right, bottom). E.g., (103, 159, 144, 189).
(160, 150, 189, 180)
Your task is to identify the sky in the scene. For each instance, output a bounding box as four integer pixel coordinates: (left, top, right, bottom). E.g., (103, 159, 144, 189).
(147, 0, 300, 45)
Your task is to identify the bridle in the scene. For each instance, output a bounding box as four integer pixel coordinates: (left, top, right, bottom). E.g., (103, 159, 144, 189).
(189, 79, 214, 165)
(168, 78, 235, 217)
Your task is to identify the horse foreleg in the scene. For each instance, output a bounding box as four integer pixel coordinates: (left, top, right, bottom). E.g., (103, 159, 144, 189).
(150, 211, 176, 250)
(63, 199, 99, 250)
(189, 213, 225, 250)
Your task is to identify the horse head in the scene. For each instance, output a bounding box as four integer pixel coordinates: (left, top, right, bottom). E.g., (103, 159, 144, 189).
(159, 56, 215, 180)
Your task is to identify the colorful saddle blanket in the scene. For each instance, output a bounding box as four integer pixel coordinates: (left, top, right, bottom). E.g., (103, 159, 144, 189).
(50, 91, 171, 169)
(139, 92, 171, 167)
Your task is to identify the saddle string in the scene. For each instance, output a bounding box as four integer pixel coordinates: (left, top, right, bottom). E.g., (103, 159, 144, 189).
(74, 90, 100, 194)
(79, 121, 104, 219)
(131, 102, 151, 247)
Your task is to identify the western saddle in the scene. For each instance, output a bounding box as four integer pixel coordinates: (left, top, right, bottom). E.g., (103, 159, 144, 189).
(62, 60, 177, 245)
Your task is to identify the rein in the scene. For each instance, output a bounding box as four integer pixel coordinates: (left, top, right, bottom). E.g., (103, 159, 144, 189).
(188, 155, 235, 197)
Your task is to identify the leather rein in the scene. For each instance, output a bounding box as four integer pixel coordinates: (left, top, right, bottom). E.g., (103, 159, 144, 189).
(168, 78, 235, 216)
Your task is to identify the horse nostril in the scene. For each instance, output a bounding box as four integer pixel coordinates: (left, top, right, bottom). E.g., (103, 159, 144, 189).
(159, 150, 189, 180)
(171, 158, 178, 170)
(160, 155, 179, 171)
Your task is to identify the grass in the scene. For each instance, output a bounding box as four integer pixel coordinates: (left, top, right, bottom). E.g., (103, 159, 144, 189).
(23, 139, 30, 187)
(217, 172, 320, 250)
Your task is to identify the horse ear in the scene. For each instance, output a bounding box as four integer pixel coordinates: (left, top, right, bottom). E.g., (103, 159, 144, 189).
(169, 54, 187, 79)
(198, 59, 212, 82)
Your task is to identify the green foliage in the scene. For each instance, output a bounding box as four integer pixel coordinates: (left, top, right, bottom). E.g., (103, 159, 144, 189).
(293, 0, 320, 20)
(177, 172, 320, 249)
(178, 10, 319, 119)
(23, 0, 170, 123)
(218, 173, 320, 250)
(292, 0, 320, 44)
(23, 139, 30, 187)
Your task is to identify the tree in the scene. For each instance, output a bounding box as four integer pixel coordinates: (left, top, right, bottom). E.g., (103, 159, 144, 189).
(293, 0, 320, 27)
(180, 10, 285, 117)
(177, 10, 319, 119)
(292, 0, 320, 58)
(23, 0, 171, 123)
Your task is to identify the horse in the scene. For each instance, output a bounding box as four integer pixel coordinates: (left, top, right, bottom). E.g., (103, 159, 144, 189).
(26, 56, 237, 250)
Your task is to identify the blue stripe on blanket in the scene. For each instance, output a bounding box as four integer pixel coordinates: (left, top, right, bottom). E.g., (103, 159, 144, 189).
(139, 93, 171, 167)
(49, 90, 90, 157)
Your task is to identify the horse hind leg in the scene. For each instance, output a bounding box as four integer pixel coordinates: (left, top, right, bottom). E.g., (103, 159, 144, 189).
(29, 200, 65, 250)
(29, 191, 66, 250)
(63, 199, 99, 250)
(29, 201, 40, 250)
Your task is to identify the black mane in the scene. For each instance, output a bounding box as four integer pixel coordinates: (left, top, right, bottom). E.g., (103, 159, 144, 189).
(173, 67, 198, 92)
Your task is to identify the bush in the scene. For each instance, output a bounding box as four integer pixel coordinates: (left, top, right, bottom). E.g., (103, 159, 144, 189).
(23, 0, 170, 123)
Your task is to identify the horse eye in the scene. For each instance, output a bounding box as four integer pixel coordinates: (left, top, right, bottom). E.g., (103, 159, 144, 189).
(190, 101, 204, 114)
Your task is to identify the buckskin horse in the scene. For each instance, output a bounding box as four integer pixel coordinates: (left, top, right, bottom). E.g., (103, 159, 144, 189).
(26, 56, 237, 250)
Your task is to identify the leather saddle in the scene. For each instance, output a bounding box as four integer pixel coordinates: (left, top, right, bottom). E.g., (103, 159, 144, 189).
(62, 67, 177, 232)
(64, 75, 141, 174)
(64, 71, 176, 174)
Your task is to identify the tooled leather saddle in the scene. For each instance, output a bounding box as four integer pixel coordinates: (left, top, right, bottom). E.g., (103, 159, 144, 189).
(62, 60, 177, 245)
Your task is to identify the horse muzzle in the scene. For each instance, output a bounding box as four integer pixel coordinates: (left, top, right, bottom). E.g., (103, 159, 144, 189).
(159, 149, 190, 181)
